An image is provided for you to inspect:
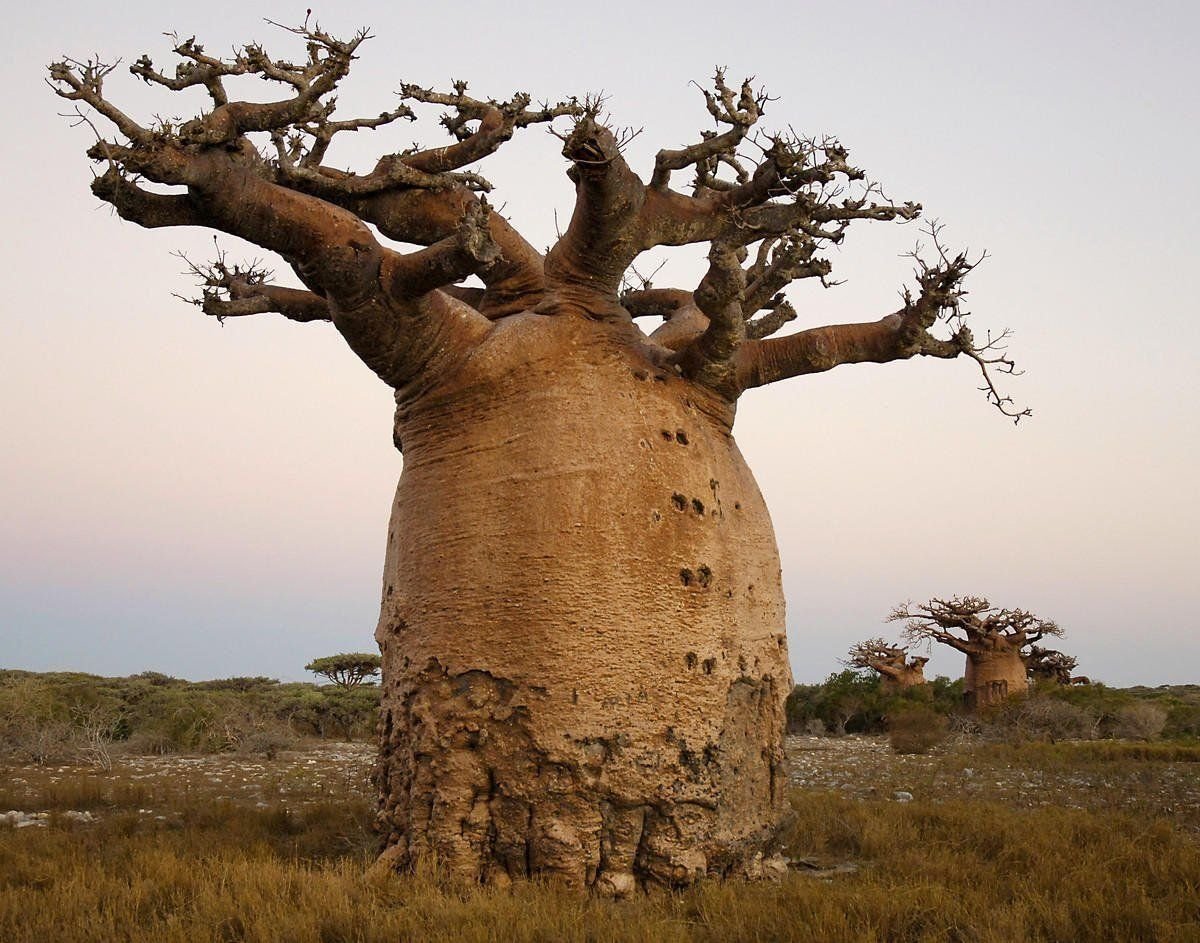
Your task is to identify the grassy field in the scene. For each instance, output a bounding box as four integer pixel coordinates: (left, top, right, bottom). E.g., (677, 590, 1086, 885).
(2, 738, 1199, 942)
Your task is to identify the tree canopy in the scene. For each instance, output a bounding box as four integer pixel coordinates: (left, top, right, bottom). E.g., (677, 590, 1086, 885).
(47, 17, 1027, 418)
(304, 652, 381, 688)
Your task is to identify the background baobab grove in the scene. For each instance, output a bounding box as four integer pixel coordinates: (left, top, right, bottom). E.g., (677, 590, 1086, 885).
(1, 0, 1197, 686)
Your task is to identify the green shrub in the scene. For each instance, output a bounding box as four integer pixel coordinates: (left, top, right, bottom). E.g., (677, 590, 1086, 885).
(0, 671, 380, 760)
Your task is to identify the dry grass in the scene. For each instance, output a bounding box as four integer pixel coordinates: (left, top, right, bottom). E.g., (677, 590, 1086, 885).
(2, 743, 1199, 942)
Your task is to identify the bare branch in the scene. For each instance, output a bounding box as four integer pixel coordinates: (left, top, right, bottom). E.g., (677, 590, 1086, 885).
(890, 595, 1061, 657)
(48, 57, 149, 143)
(91, 168, 203, 228)
(129, 33, 255, 105)
(273, 133, 490, 195)
(543, 115, 647, 309)
(293, 105, 417, 168)
(380, 199, 502, 301)
(676, 240, 748, 393)
(651, 69, 764, 191)
(745, 296, 797, 340)
(175, 247, 331, 323)
(899, 223, 1031, 421)
(622, 288, 709, 353)
(398, 82, 582, 174)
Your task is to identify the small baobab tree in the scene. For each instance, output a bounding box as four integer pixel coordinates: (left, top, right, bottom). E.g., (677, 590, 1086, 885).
(50, 19, 1025, 891)
(891, 596, 1061, 709)
(1024, 646, 1088, 686)
(845, 639, 929, 693)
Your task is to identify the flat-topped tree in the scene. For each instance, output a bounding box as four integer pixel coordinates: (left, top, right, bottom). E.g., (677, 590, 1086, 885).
(305, 653, 382, 689)
(51, 20, 1025, 893)
(845, 639, 929, 692)
(891, 596, 1060, 709)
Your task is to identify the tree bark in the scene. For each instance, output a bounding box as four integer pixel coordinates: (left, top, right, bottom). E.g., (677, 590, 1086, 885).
(372, 313, 791, 892)
(963, 650, 1027, 709)
(877, 664, 927, 694)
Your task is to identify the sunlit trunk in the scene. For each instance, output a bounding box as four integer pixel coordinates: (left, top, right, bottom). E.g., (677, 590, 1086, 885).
(963, 650, 1026, 709)
(373, 313, 791, 892)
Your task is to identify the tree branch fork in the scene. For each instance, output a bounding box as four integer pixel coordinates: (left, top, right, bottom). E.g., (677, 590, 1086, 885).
(50, 20, 1027, 416)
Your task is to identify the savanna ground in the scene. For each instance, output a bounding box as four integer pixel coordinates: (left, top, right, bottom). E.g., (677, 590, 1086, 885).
(3, 733, 1199, 942)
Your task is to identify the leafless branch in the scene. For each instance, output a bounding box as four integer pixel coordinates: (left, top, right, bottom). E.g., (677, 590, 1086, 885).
(174, 243, 331, 323)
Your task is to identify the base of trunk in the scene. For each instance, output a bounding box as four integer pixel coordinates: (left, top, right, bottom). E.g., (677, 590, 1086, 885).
(373, 661, 790, 893)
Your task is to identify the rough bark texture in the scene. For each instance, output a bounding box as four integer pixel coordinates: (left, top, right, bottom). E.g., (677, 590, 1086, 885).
(373, 314, 789, 890)
(52, 25, 1023, 891)
(961, 649, 1028, 709)
(879, 663, 927, 694)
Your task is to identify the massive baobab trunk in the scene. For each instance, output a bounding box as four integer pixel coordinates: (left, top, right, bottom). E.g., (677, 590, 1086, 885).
(52, 21, 1022, 890)
(373, 315, 789, 889)
(891, 596, 1061, 710)
(962, 648, 1027, 708)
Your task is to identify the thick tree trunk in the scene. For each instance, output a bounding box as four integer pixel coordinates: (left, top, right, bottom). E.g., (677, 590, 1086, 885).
(963, 650, 1027, 709)
(879, 666, 926, 695)
(373, 312, 791, 892)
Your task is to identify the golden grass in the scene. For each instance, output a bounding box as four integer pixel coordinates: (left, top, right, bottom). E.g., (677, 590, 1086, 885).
(2, 751, 1199, 942)
(975, 739, 1200, 766)
(0, 739, 1195, 935)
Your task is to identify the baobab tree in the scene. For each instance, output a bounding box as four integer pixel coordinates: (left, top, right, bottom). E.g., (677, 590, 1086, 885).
(891, 596, 1060, 709)
(50, 20, 1025, 892)
(1024, 645, 1088, 686)
(845, 639, 929, 692)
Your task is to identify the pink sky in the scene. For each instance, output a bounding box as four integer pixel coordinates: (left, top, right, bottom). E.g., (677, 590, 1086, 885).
(2, 0, 1197, 685)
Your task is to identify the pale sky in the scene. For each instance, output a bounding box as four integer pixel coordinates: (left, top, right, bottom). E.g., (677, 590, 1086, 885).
(2, 0, 1197, 686)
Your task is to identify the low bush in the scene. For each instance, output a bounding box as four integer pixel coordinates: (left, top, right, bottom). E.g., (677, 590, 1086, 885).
(786, 673, 1194, 745)
(0, 670, 380, 761)
(1111, 702, 1168, 741)
(886, 706, 947, 754)
(982, 693, 1098, 743)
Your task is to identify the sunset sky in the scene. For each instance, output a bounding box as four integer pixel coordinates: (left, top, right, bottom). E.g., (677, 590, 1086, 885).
(2, 0, 1197, 686)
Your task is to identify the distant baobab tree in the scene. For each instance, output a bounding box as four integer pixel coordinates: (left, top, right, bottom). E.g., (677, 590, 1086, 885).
(891, 596, 1060, 709)
(845, 639, 929, 692)
(50, 18, 1024, 892)
(1024, 645, 1089, 686)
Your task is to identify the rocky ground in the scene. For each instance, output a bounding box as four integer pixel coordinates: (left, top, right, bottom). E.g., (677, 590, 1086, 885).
(2, 737, 1199, 831)
(0, 743, 375, 827)
(786, 735, 1200, 828)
